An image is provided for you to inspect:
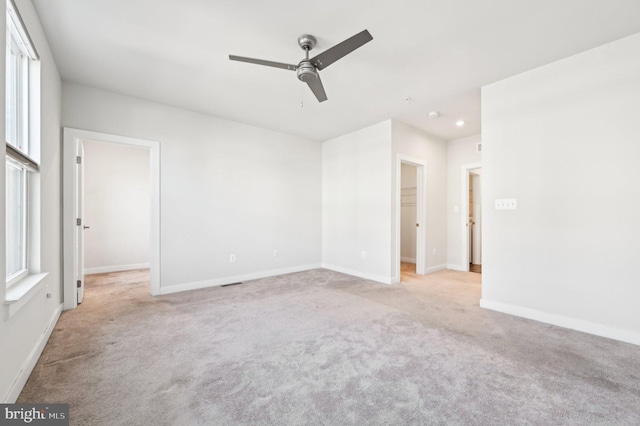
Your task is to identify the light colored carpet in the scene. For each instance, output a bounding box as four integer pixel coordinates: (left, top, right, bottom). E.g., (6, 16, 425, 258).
(18, 268, 640, 425)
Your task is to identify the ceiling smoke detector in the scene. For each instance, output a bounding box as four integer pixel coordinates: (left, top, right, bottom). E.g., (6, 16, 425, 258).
(428, 111, 440, 119)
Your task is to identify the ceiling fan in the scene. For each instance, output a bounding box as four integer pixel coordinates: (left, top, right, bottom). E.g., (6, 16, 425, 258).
(229, 30, 373, 103)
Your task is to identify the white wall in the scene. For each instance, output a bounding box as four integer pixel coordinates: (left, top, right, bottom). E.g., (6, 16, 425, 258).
(481, 32, 640, 345)
(322, 120, 448, 284)
(0, 0, 62, 402)
(62, 83, 322, 294)
(83, 141, 150, 274)
(446, 135, 481, 270)
(392, 120, 448, 279)
(322, 120, 393, 283)
(400, 163, 417, 263)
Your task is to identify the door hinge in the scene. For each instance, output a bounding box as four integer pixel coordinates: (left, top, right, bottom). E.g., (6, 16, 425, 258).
(76, 218, 82, 226)
(76, 280, 81, 288)
(76, 156, 82, 164)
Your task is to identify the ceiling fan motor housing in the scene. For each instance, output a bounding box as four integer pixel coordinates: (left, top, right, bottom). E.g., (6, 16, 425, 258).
(297, 61, 317, 82)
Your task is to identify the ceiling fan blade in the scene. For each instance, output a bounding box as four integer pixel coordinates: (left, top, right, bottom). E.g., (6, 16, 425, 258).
(306, 75, 328, 102)
(229, 55, 297, 71)
(310, 30, 373, 71)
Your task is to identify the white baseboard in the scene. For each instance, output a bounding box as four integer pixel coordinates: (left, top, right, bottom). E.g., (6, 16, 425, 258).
(160, 263, 322, 295)
(480, 298, 640, 347)
(425, 264, 447, 274)
(4, 303, 63, 403)
(393, 263, 447, 284)
(321, 263, 393, 285)
(447, 263, 466, 271)
(400, 257, 416, 264)
(85, 263, 150, 275)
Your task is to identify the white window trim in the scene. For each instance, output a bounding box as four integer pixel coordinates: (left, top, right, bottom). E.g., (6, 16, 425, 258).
(5, 157, 29, 288)
(6, 0, 38, 60)
(4, 272, 48, 317)
(4, 0, 44, 316)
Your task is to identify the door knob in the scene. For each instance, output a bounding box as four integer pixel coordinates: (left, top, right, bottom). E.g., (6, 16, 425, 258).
(83, 225, 90, 230)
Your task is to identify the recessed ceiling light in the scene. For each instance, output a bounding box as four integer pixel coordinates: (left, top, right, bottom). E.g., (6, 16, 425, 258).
(455, 120, 465, 127)
(428, 111, 440, 119)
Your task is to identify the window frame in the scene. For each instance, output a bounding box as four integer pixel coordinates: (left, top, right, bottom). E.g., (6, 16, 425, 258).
(5, 0, 37, 152)
(5, 0, 39, 289)
(5, 157, 28, 287)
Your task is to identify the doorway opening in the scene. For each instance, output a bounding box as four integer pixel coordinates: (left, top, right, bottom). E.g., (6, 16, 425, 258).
(400, 163, 418, 274)
(468, 169, 482, 273)
(395, 155, 426, 283)
(83, 140, 151, 277)
(63, 128, 161, 310)
(461, 164, 482, 274)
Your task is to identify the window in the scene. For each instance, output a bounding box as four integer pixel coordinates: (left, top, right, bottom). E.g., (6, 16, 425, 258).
(6, 159, 26, 282)
(5, 0, 39, 288)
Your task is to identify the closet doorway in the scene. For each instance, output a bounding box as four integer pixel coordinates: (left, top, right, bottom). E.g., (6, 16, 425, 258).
(461, 165, 482, 273)
(395, 155, 426, 281)
(468, 169, 482, 273)
(400, 163, 418, 273)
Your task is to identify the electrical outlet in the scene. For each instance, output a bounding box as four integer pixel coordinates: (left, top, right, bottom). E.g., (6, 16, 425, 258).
(361, 251, 366, 259)
(273, 250, 279, 257)
(229, 254, 237, 263)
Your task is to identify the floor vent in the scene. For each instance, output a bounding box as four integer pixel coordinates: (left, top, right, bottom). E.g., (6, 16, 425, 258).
(221, 282, 243, 287)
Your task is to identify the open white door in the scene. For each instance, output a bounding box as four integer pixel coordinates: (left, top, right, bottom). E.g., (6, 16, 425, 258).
(415, 164, 426, 275)
(75, 141, 85, 303)
(63, 131, 85, 309)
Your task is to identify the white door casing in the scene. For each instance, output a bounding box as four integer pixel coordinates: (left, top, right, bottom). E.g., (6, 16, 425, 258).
(63, 128, 161, 310)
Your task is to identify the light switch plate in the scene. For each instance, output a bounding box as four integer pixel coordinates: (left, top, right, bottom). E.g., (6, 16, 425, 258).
(495, 198, 517, 210)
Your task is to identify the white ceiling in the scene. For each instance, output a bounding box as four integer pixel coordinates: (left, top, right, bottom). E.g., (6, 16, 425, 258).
(32, 0, 640, 142)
